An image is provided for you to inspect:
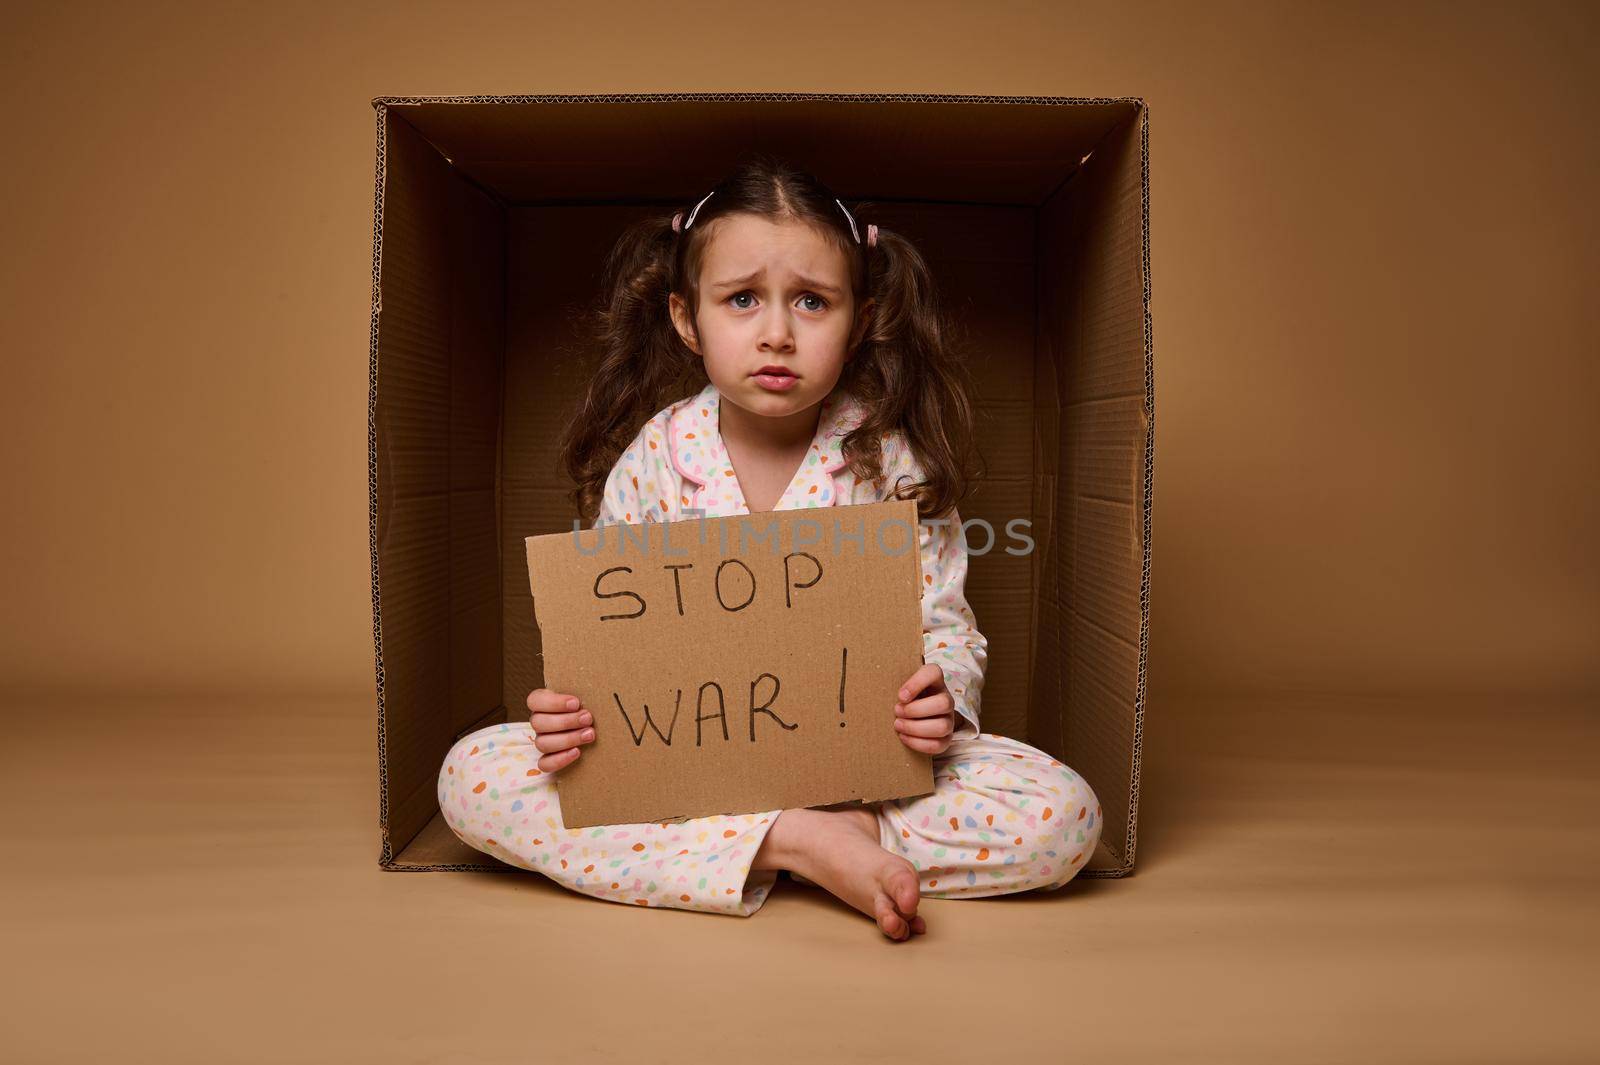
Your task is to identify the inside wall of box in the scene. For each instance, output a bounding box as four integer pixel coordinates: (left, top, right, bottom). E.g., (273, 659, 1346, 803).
(371, 96, 1148, 877)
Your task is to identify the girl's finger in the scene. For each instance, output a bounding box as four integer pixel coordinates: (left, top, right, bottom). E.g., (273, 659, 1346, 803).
(895, 664, 943, 703)
(894, 712, 954, 739)
(528, 689, 580, 714)
(531, 708, 593, 733)
(897, 691, 955, 719)
(533, 726, 596, 755)
(897, 733, 945, 755)
(538, 746, 581, 773)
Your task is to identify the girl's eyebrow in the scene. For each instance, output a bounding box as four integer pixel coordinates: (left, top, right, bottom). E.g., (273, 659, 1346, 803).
(710, 271, 842, 297)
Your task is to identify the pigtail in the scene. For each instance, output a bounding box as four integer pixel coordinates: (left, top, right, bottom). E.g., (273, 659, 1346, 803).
(558, 215, 706, 523)
(837, 222, 984, 520)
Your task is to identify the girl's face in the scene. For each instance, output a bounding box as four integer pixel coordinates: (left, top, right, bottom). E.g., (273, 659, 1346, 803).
(669, 213, 872, 424)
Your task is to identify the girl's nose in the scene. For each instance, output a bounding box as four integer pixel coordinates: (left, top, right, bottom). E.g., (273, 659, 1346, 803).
(758, 308, 795, 350)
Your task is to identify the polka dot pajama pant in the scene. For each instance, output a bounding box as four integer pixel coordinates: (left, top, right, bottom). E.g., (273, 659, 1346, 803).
(439, 722, 1103, 916)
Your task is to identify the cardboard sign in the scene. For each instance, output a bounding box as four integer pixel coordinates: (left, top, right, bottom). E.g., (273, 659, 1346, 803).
(523, 500, 933, 828)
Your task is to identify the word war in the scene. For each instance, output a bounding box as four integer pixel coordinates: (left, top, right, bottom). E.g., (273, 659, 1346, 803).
(608, 649, 852, 748)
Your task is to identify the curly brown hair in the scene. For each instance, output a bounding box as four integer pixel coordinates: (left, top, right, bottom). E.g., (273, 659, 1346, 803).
(558, 153, 982, 523)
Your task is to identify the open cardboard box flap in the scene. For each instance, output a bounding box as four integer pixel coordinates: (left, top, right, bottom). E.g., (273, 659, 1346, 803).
(367, 93, 1151, 877)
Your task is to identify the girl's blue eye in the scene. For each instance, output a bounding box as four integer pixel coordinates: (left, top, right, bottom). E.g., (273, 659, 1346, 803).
(727, 291, 829, 311)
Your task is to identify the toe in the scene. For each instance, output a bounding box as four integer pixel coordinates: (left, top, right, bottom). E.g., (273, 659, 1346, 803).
(890, 869, 921, 919)
(875, 896, 908, 940)
(910, 914, 927, 936)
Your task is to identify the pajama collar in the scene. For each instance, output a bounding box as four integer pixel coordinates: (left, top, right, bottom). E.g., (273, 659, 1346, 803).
(668, 381, 863, 511)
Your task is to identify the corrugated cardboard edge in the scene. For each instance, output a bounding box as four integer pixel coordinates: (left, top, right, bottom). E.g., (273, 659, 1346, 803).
(1104, 99, 1151, 878)
(370, 101, 393, 866)
(369, 91, 1147, 109)
(368, 92, 1151, 877)
(1067, 100, 1150, 878)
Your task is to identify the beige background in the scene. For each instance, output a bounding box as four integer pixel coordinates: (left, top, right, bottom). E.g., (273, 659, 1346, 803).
(2, 2, 1595, 1062)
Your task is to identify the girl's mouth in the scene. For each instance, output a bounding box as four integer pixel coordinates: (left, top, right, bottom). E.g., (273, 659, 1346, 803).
(751, 366, 800, 392)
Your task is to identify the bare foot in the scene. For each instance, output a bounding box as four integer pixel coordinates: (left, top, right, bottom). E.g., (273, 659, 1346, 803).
(756, 805, 926, 941)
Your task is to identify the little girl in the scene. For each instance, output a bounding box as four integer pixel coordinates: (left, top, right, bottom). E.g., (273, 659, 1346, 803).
(439, 157, 1102, 941)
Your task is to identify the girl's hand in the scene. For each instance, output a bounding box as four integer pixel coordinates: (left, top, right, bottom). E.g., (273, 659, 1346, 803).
(892, 663, 956, 757)
(526, 688, 597, 774)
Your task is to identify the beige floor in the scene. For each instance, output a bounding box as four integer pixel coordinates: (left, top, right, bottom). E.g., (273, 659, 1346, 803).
(2, 691, 1593, 1062)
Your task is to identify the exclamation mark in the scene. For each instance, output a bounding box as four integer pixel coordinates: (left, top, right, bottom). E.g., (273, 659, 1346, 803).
(837, 646, 848, 728)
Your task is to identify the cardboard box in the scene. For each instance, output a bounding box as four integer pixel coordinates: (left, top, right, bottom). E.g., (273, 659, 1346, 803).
(368, 93, 1152, 878)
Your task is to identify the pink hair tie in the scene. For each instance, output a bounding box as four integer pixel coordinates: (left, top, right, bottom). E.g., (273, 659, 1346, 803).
(867, 223, 878, 248)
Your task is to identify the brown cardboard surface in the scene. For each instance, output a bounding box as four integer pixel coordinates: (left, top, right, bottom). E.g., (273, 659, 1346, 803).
(391, 96, 1130, 204)
(523, 501, 931, 827)
(368, 93, 1148, 875)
